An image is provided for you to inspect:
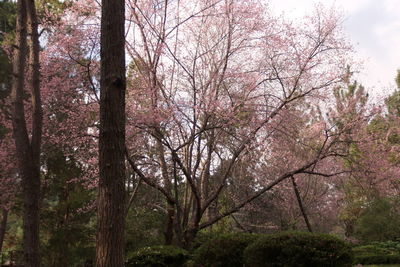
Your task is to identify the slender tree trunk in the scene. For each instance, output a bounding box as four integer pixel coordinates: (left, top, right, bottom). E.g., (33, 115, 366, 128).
(52, 187, 70, 267)
(155, 139, 175, 245)
(96, 0, 126, 265)
(291, 176, 312, 232)
(202, 134, 213, 222)
(0, 208, 8, 256)
(183, 225, 199, 249)
(11, 0, 42, 266)
(165, 204, 175, 245)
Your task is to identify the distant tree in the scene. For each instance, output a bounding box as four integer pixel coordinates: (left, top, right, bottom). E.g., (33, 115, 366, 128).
(41, 149, 95, 267)
(0, 0, 16, 256)
(0, 0, 15, 99)
(355, 197, 400, 242)
(385, 70, 400, 117)
(335, 69, 400, 239)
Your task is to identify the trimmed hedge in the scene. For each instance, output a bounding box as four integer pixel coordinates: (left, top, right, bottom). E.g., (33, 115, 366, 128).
(243, 231, 354, 267)
(353, 241, 400, 265)
(191, 231, 220, 251)
(354, 253, 400, 264)
(126, 245, 188, 267)
(192, 232, 258, 267)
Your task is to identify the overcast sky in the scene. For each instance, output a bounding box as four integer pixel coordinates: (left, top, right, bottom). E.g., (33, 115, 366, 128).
(268, 0, 400, 99)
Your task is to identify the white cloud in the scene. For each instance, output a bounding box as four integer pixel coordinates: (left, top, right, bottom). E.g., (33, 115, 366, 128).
(383, 0, 400, 15)
(371, 20, 400, 88)
(268, 0, 371, 16)
(268, 0, 313, 17)
(334, 0, 371, 13)
(267, 0, 400, 96)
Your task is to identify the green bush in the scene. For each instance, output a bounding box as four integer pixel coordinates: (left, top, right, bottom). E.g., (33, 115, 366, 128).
(354, 253, 400, 264)
(190, 231, 220, 251)
(126, 245, 188, 267)
(353, 241, 400, 264)
(243, 231, 354, 267)
(355, 197, 400, 242)
(192, 232, 258, 267)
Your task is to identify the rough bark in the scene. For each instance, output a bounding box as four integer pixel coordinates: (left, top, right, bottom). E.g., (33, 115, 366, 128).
(0, 208, 8, 255)
(11, 0, 42, 266)
(95, 0, 126, 265)
(26, 0, 42, 162)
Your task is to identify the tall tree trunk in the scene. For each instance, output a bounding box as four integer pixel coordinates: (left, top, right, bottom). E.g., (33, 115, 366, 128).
(291, 176, 312, 232)
(26, 0, 42, 161)
(96, 0, 126, 265)
(0, 208, 8, 256)
(11, 0, 42, 266)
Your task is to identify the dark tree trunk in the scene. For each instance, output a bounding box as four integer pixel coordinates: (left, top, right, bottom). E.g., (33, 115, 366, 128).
(96, 0, 126, 265)
(156, 139, 175, 245)
(11, 1, 42, 266)
(52, 186, 70, 267)
(26, 0, 42, 161)
(183, 226, 199, 249)
(0, 208, 8, 255)
(164, 206, 175, 245)
(291, 176, 312, 232)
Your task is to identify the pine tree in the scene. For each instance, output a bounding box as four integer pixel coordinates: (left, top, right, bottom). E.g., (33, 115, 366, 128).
(96, 0, 126, 265)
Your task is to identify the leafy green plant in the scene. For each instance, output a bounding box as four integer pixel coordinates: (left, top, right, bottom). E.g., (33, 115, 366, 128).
(126, 245, 188, 267)
(243, 231, 354, 267)
(353, 241, 400, 265)
(355, 197, 400, 242)
(190, 231, 219, 251)
(192, 232, 258, 267)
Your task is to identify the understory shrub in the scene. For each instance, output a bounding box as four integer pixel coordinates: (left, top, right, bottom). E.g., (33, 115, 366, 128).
(354, 197, 400, 242)
(190, 231, 220, 251)
(192, 232, 258, 267)
(243, 231, 354, 267)
(353, 240, 400, 265)
(126, 245, 188, 267)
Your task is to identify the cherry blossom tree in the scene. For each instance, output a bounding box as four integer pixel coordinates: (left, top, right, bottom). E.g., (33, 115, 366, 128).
(123, 0, 355, 246)
(2, 0, 389, 259)
(40, 0, 100, 191)
(335, 77, 400, 238)
(36, 2, 101, 265)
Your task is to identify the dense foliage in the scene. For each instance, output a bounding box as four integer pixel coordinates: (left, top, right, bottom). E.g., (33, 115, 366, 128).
(243, 232, 354, 267)
(192, 233, 258, 267)
(2, 0, 400, 265)
(353, 241, 400, 265)
(354, 197, 400, 243)
(125, 245, 188, 267)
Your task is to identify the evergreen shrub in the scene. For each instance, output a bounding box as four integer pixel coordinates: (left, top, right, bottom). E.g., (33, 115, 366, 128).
(243, 231, 354, 267)
(192, 232, 258, 267)
(126, 245, 188, 267)
(353, 241, 400, 264)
